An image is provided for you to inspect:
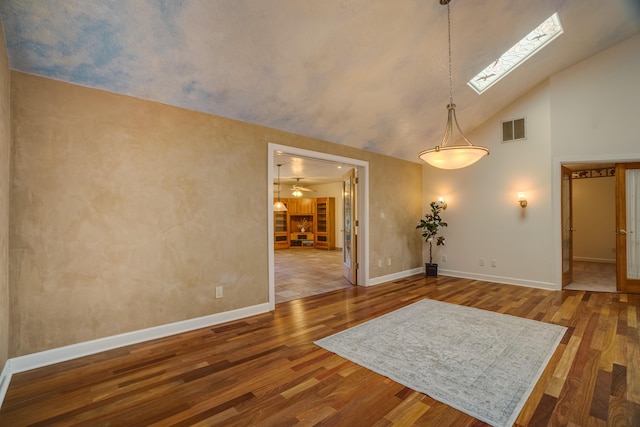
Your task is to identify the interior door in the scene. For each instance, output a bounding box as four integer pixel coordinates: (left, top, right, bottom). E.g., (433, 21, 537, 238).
(561, 166, 573, 287)
(616, 162, 640, 293)
(342, 168, 357, 285)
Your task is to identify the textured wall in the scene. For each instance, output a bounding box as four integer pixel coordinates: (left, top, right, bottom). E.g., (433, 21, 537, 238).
(9, 73, 271, 356)
(9, 72, 422, 356)
(0, 22, 10, 369)
(369, 155, 423, 274)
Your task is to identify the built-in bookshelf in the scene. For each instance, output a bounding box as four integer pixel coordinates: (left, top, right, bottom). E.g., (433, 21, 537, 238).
(273, 197, 334, 250)
(314, 197, 335, 250)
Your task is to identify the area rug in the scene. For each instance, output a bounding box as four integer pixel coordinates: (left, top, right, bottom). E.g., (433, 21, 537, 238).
(315, 299, 566, 427)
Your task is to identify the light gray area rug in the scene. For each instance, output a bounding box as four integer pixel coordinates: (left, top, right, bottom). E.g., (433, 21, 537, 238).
(315, 299, 567, 427)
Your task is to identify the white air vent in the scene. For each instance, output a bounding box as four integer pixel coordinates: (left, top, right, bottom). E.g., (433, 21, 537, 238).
(502, 118, 526, 142)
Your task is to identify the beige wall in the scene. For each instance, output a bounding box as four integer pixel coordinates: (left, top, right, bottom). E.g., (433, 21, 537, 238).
(9, 72, 422, 357)
(0, 22, 10, 369)
(572, 176, 616, 262)
(369, 154, 423, 273)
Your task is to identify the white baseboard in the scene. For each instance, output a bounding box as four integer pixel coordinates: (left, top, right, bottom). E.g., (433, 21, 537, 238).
(0, 269, 558, 408)
(439, 269, 559, 290)
(367, 267, 558, 291)
(367, 267, 423, 286)
(0, 359, 13, 409)
(0, 302, 271, 408)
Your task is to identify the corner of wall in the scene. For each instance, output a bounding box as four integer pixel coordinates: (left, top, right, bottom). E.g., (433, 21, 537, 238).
(0, 18, 12, 380)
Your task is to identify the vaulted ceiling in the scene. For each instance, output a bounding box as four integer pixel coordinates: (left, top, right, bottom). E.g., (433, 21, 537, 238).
(1, 0, 639, 176)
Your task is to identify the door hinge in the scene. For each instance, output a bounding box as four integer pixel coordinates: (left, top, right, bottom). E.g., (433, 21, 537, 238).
(354, 220, 359, 227)
(354, 177, 359, 184)
(354, 263, 359, 270)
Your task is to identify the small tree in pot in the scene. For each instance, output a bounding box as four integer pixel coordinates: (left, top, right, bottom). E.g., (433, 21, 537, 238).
(416, 200, 447, 277)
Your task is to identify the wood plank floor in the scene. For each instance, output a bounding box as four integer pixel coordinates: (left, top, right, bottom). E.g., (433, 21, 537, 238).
(1, 275, 639, 426)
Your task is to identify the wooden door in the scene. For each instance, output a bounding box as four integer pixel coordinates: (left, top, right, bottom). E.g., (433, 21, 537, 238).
(616, 162, 640, 293)
(561, 166, 573, 287)
(342, 169, 357, 285)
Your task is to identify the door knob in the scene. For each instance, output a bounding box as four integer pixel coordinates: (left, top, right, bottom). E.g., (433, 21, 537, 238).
(619, 229, 627, 235)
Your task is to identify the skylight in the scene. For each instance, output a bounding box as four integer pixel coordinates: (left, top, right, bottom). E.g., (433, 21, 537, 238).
(468, 13, 563, 94)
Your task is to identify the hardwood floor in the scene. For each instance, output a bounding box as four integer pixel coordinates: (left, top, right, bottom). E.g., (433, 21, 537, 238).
(1, 275, 639, 426)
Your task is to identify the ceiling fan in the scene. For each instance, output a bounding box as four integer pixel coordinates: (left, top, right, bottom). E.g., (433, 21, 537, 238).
(291, 178, 315, 197)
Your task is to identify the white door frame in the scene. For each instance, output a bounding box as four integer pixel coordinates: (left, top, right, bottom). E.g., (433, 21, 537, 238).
(267, 143, 370, 311)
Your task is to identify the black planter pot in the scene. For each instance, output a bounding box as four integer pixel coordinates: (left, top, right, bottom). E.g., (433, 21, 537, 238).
(425, 263, 438, 278)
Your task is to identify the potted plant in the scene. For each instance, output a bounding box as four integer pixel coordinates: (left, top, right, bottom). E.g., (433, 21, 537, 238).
(416, 200, 447, 277)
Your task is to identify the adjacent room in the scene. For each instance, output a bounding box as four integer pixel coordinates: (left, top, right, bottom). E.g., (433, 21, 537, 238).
(272, 154, 353, 303)
(0, 0, 639, 425)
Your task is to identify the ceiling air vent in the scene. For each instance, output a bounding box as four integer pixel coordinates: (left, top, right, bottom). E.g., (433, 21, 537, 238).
(502, 118, 525, 142)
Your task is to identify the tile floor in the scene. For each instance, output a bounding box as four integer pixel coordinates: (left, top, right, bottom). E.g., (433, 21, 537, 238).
(564, 260, 617, 292)
(275, 255, 619, 298)
(274, 248, 353, 303)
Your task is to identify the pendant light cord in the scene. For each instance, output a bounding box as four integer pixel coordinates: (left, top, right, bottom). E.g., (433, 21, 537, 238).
(447, 2, 453, 106)
(277, 164, 282, 201)
(418, 0, 490, 167)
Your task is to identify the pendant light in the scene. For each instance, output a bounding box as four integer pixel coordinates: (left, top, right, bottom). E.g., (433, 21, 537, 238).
(273, 164, 288, 212)
(419, 0, 489, 169)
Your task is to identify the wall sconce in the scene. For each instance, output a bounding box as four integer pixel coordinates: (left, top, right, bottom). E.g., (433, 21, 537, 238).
(517, 193, 528, 208)
(438, 196, 448, 209)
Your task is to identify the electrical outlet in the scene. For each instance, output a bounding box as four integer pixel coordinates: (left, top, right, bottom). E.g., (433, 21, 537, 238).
(479, 258, 485, 266)
(491, 259, 497, 267)
(387, 258, 391, 266)
(215, 286, 223, 299)
(441, 255, 447, 262)
(378, 259, 382, 268)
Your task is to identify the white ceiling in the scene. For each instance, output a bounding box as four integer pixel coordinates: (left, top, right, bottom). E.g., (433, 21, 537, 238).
(274, 152, 357, 186)
(1, 0, 639, 183)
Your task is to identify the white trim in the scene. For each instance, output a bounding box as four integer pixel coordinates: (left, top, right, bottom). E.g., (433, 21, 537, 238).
(365, 258, 561, 289)
(268, 144, 370, 292)
(367, 268, 423, 286)
(0, 359, 13, 407)
(267, 147, 277, 311)
(0, 302, 270, 407)
(367, 267, 557, 290)
(440, 269, 557, 291)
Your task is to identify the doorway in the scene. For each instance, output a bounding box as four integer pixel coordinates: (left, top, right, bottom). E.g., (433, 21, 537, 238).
(561, 163, 616, 292)
(559, 161, 639, 293)
(267, 144, 369, 309)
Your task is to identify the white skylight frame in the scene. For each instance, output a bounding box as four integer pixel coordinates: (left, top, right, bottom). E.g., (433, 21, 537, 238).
(468, 13, 563, 94)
